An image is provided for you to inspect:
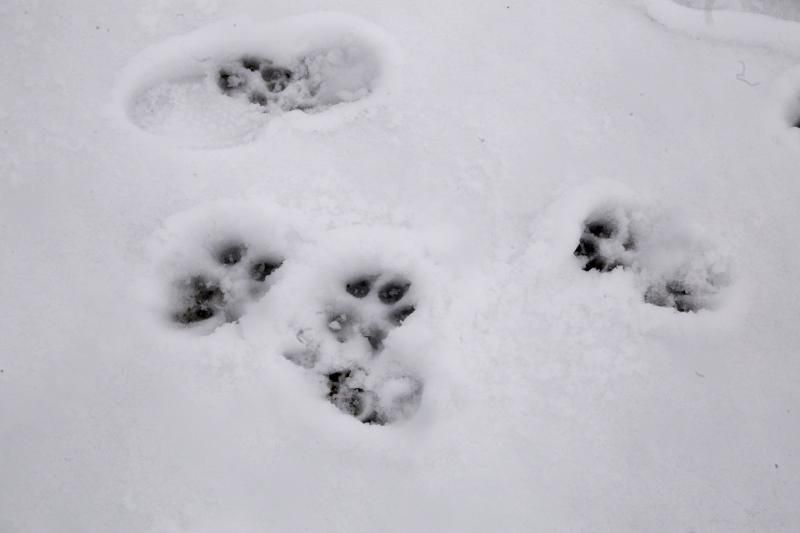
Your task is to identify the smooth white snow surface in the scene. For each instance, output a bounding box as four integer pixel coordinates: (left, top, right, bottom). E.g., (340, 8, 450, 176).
(2, 0, 800, 532)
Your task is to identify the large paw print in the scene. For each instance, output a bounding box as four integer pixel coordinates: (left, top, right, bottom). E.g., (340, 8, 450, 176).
(573, 204, 730, 313)
(172, 240, 284, 326)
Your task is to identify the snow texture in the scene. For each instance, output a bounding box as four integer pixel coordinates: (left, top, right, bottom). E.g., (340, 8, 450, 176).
(3, 1, 800, 532)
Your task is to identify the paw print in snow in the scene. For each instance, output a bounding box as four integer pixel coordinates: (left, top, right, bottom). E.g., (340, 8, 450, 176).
(643, 264, 728, 313)
(280, 268, 424, 426)
(573, 211, 636, 272)
(148, 201, 304, 331)
(172, 240, 284, 326)
(217, 56, 302, 107)
(173, 275, 224, 325)
(325, 368, 378, 423)
(320, 273, 420, 424)
(324, 274, 416, 351)
(573, 203, 730, 313)
(324, 367, 423, 425)
(118, 15, 396, 147)
(644, 279, 703, 313)
(214, 55, 318, 112)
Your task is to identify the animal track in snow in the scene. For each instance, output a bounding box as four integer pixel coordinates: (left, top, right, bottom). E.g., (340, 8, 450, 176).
(115, 14, 398, 147)
(258, 228, 432, 427)
(328, 273, 416, 351)
(643, 278, 714, 314)
(171, 240, 285, 326)
(323, 367, 423, 425)
(574, 203, 730, 313)
(213, 55, 324, 113)
(287, 270, 422, 425)
(573, 210, 636, 272)
(146, 201, 304, 332)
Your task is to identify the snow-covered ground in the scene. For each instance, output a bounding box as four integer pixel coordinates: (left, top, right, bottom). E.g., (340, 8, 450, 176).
(675, 0, 800, 22)
(2, 0, 800, 531)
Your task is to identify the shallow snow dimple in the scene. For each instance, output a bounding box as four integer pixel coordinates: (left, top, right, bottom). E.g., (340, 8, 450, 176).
(115, 14, 399, 148)
(573, 201, 731, 313)
(129, 78, 267, 147)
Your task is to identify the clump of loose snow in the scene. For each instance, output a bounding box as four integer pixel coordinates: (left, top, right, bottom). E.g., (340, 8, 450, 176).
(113, 13, 401, 148)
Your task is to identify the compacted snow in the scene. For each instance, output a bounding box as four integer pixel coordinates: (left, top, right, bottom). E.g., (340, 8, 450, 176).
(2, 0, 800, 532)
